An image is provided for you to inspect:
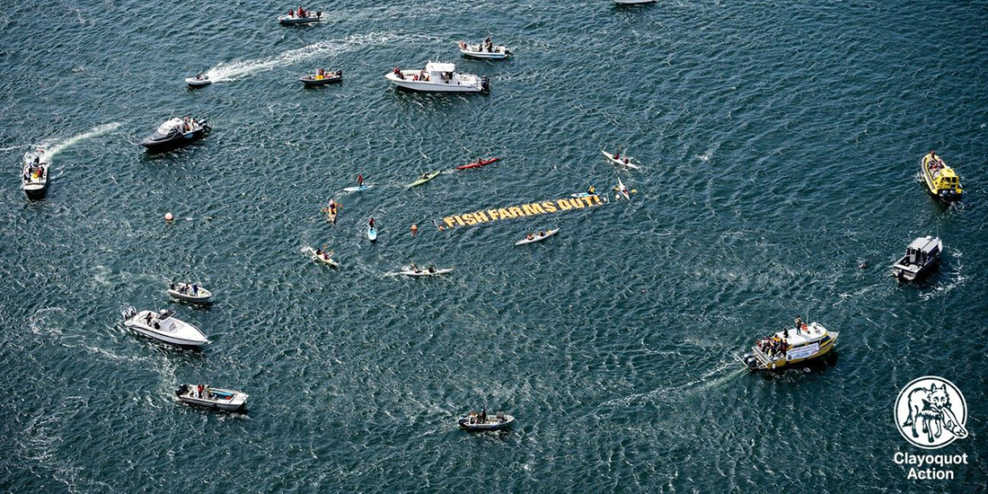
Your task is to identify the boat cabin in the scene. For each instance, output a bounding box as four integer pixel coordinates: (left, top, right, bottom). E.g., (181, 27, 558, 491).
(902, 236, 940, 267)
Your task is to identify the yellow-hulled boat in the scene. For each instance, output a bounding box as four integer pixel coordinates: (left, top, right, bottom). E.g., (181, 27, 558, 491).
(921, 152, 962, 201)
(739, 322, 838, 371)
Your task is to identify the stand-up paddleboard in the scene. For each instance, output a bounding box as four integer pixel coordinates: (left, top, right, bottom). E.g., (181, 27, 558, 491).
(406, 171, 441, 188)
(367, 226, 378, 242)
(305, 247, 339, 267)
(457, 157, 499, 170)
(601, 150, 641, 171)
(343, 185, 372, 192)
(515, 228, 560, 246)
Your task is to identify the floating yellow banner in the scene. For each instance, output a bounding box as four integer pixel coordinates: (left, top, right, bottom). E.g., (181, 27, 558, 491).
(439, 194, 605, 229)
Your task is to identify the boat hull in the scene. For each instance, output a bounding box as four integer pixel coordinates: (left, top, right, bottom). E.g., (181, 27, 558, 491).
(124, 322, 209, 347)
(300, 75, 342, 87)
(141, 125, 209, 152)
(386, 73, 487, 93)
(23, 181, 49, 200)
(458, 415, 514, 431)
(279, 15, 321, 25)
(460, 50, 510, 60)
(167, 289, 212, 303)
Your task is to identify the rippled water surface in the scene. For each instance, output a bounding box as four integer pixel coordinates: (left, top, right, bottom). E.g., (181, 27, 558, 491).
(2, 0, 987, 492)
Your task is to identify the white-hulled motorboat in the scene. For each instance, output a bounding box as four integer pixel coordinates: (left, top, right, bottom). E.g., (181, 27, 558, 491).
(458, 410, 514, 431)
(457, 41, 512, 60)
(176, 384, 248, 411)
(278, 9, 322, 25)
(22, 150, 50, 200)
(185, 74, 211, 88)
(385, 62, 489, 93)
(122, 307, 209, 347)
(167, 282, 212, 303)
(141, 117, 209, 152)
(892, 236, 942, 281)
(397, 265, 453, 277)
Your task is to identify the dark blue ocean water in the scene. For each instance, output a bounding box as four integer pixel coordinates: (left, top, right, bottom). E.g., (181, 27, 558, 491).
(2, 0, 987, 491)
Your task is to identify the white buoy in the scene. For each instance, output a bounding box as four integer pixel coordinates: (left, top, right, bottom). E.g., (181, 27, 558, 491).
(165, 212, 174, 221)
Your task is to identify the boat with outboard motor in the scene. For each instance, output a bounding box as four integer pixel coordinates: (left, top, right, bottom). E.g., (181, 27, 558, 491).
(458, 410, 514, 431)
(22, 150, 50, 200)
(921, 152, 962, 201)
(176, 384, 248, 411)
(278, 8, 322, 25)
(398, 264, 452, 277)
(457, 157, 499, 170)
(306, 246, 340, 267)
(602, 150, 641, 171)
(141, 117, 209, 152)
(406, 171, 441, 188)
(300, 69, 342, 87)
(167, 282, 212, 303)
(386, 63, 489, 93)
(739, 322, 839, 371)
(185, 74, 211, 88)
(457, 40, 512, 60)
(122, 307, 209, 347)
(515, 228, 560, 246)
(892, 235, 942, 281)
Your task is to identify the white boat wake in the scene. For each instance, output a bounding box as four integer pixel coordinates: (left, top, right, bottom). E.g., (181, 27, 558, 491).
(205, 32, 404, 83)
(26, 122, 122, 159)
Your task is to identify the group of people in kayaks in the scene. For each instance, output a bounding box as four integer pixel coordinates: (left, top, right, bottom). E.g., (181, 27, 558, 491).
(313, 247, 334, 261)
(525, 231, 550, 241)
(610, 152, 632, 166)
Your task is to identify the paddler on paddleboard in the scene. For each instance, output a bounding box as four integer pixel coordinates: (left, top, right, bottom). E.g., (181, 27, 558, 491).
(357, 174, 363, 187)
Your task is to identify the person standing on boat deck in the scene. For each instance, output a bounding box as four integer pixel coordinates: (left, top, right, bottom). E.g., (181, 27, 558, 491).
(783, 327, 789, 339)
(192, 284, 199, 296)
(794, 316, 803, 335)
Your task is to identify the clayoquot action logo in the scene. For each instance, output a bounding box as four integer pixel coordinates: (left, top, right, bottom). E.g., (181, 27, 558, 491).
(894, 376, 968, 449)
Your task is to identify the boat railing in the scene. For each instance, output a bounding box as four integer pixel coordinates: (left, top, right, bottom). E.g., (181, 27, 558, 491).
(750, 346, 772, 365)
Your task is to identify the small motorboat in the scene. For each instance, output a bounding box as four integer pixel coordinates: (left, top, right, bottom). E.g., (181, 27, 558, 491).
(397, 265, 453, 276)
(141, 117, 209, 152)
(367, 226, 378, 243)
(406, 171, 441, 188)
(278, 9, 322, 25)
(601, 150, 641, 171)
(738, 322, 839, 371)
(176, 384, 248, 412)
(306, 246, 340, 267)
(515, 228, 560, 246)
(22, 150, 50, 200)
(185, 74, 211, 88)
(386, 62, 489, 93)
(892, 236, 942, 281)
(458, 410, 514, 431)
(457, 157, 499, 170)
(300, 69, 342, 87)
(921, 152, 962, 201)
(122, 307, 209, 347)
(167, 282, 212, 303)
(457, 41, 513, 60)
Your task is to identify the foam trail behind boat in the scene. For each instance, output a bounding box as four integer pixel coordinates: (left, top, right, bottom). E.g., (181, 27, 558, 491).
(205, 33, 404, 83)
(28, 122, 123, 160)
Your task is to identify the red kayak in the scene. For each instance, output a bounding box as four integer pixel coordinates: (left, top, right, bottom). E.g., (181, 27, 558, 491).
(457, 157, 500, 170)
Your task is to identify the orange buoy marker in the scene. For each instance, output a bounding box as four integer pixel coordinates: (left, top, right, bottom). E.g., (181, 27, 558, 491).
(165, 212, 174, 222)
(411, 224, 418, 236)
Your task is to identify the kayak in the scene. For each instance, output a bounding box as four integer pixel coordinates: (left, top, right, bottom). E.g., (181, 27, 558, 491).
(406, 171, 441, 188)
(398, 267, 453, 277)
(515, 228, 560, 246)
(601, 150, 641, 171)
(616, 178, 631, 200)
(321, 202, 339, 223)
(457, 157, 499, 170)
(368, 226, 378, 242)
(306, 247, 339, 267)
(343, 185, 372, 192)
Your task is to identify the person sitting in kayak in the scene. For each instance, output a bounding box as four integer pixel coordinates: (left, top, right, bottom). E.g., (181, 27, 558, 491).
(623, 158, 630, 165)
(539, 230, 546, 237)
(357, 174, 363, 186)
(315, 248, 322, 256)
(428, 266, 436, 274)
(614, 152, 620, 160)
(526, 233, 534, 240)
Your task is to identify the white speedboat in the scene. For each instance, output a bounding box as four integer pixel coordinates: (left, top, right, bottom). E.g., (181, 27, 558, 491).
(278, 9, 322, 25)
(385, 62, 489, 93)
(167, 283, 212, 303)
(176, 384, 248, 411)
(185, 74, 211, 88)
(22, 150, 50, 200)
(122, 307, 209, 347)
(141, 117, 209, 152)
(601, 150, 641, 171)
(398, 265, 453, 277)
(457, 41, 512, 60)
(458, 411, 514, 431)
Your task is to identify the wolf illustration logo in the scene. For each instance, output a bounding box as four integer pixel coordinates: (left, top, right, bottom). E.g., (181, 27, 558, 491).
(901, 383, 968, 444)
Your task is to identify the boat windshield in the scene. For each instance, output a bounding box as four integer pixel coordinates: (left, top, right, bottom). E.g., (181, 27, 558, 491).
(156, 118, 183, 134)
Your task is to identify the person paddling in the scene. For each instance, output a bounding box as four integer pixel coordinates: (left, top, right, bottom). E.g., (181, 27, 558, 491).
(357, 174, 364, 187)
(369, 217, 375, 229)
